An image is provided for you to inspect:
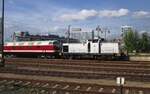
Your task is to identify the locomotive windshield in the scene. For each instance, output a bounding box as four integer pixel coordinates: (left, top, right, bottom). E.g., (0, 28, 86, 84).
(53, 41, 61, 50)
(49, 41, 53, 44)
(53, 41, 59, 45)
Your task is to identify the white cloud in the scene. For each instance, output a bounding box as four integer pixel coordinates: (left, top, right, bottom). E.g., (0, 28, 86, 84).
(58, 9, 98, 21)
(133, 11, 150, 18)
(99, 8, 129, 18)
(58, 8, 129, 21)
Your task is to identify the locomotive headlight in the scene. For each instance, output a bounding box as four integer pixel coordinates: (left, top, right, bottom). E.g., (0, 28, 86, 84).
(59, 52, 62, 56)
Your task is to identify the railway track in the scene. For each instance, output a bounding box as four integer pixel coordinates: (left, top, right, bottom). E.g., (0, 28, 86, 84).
(0, 76, 150, 94)
(5, 58, 150, 68)
(3, 58, 150, 82)
(3, 41, 150, 93)
(6, 61, 150, 73)
(0, 66, 150, 82)
(0, 58, 150, 93)
(5, 57, 150, 64)
(0, 77, 116, 94)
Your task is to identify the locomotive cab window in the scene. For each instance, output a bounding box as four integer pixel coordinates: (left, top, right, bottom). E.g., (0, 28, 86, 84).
(49, 42, 53, 44)
(92, 39, 98, 43)
(63, 46, 68, 52)
(53, 41, 60, 47)
(53, 41, 59, 45)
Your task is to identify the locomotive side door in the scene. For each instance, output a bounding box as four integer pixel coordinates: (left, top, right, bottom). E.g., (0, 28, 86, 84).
(88, 42, 91, 53)
(99, 40, 101, 54)
(90, 40, 99, 54)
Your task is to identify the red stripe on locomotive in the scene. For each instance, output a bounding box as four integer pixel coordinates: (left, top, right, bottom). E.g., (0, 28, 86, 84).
(4, 45, 57, 53)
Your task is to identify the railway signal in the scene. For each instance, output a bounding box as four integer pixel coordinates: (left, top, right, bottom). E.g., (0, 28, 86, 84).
(116, 77, 125, 94)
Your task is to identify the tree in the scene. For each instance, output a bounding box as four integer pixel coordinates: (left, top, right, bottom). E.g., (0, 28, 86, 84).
(123, 29, 139, 53)
(138, 32, 150, 52)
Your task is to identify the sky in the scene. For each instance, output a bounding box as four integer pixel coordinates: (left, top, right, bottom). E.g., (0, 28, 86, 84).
(1, 0, 150, 41)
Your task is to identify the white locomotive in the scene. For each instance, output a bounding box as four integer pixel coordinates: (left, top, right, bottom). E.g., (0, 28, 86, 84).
(62, 39, 121, 59)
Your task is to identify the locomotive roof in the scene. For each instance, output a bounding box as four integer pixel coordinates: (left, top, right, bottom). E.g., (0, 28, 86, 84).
(5, 40, 59, 46)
